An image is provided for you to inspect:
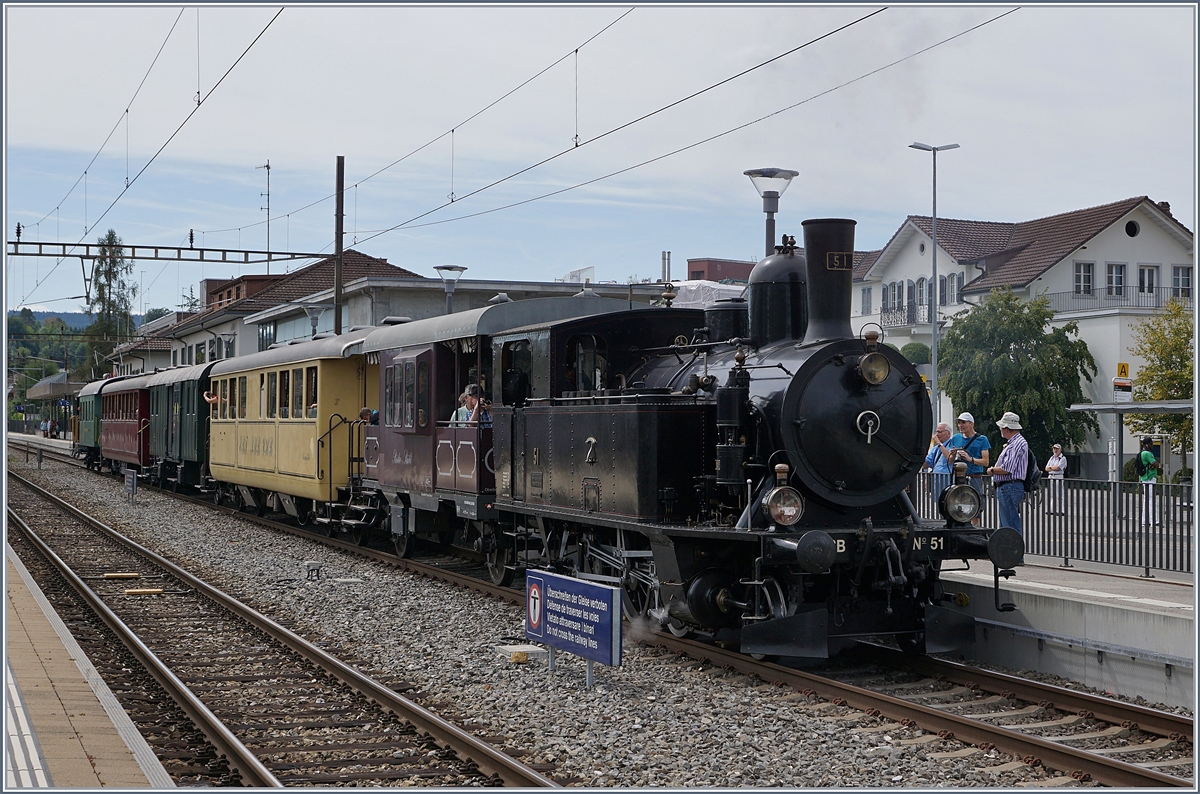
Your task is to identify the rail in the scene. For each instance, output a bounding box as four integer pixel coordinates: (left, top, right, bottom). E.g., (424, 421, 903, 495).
(911, 474, 1193, 575)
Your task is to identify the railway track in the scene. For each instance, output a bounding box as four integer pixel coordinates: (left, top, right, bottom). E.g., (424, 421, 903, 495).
(7, 469, 557, 787)
(10, 438, 1194, 786)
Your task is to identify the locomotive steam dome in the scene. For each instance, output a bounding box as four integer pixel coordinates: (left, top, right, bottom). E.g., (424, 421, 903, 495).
(746, 244, 806, 347)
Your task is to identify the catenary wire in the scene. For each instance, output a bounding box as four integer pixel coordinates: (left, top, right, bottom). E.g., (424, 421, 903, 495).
(355, 6, 889, 246)
(358, 8, 1020, 240)
(27, 8, 187, 230)
(198, 7, 636, 238)
(19, 8, 285, 305)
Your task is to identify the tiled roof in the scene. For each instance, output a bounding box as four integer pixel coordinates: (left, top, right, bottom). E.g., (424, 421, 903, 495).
(171, 250, 423, 332)
(852, 249, 882, 281)
(916, 197, 1192, 293)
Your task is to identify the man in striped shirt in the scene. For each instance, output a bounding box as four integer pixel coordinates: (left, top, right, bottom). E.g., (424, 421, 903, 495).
(987, 411, 1029, 536)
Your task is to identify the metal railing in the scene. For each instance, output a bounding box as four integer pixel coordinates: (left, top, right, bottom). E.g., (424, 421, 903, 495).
(911, 474, 1193, 576)
(881, 303, 933, 329)
(1042, 287, 1193, 314)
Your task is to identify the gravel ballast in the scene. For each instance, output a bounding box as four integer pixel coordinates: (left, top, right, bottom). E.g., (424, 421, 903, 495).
(9, 455, 1131, 787)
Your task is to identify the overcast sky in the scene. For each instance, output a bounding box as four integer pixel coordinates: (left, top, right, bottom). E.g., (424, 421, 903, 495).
(4, 3, 1196, 315)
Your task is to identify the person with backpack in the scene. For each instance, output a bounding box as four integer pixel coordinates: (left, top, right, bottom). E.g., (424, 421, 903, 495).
(1137, 437, 1161, 527)
(987, 411, 1030, 536)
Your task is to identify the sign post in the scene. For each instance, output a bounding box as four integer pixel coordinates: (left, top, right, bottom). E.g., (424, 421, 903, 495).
(525, 569, 621, 689)
(125, 470, 137, 504)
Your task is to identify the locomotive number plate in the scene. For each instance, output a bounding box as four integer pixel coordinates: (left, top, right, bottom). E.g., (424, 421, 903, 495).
(826, 251, 854, 271)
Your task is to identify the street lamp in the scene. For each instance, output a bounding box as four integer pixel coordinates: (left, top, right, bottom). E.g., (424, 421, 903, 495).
(434, 265, 467, 315)
(297, 303, 334, 339)
(744, 168, 799, 258)
(908, 141, 959, 425)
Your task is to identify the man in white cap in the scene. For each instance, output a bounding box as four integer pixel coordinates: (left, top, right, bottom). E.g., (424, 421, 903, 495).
(987, 411, 1029, 535)
(1045, 443, 1067, 515)
(948, 411, 991, 523)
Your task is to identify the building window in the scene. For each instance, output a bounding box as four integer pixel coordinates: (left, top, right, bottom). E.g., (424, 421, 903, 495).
(880, 283, 890, 311)
(1172, 266, 1192, 298)
(916, 278, 926, 307)
(194, 343, 205, 364)
(1074, 262, 1094, 295)
(1138, 265, 1158, 293)
(947, 273, 959, 305)
(258, 322, 276, 352)
(172, 349, 178, 367)
(1106, 263, 1126, 297)
(938, 275, 947, 306)
(861, 287, 872, 315)
(691, 270, 704, 280)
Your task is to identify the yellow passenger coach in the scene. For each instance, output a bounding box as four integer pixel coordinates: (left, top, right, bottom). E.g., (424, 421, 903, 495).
(206, 328, 378, 524)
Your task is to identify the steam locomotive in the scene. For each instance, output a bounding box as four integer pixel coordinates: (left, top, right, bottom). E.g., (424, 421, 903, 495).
(78, 216, 1023, 659)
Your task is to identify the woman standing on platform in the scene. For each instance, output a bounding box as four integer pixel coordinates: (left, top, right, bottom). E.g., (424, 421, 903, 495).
(1045, 443, 1067, 515)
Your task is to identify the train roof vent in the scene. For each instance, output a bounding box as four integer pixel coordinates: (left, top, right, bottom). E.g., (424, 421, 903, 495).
(287, 338, 309, 345)
(348, 324, 373, 332)
(488, 292, 513, 304)
(573, 287, 598, 298)
(380, 316, 413, 325)
(267, 343, 287, 349)
(312, 332, 337, 340)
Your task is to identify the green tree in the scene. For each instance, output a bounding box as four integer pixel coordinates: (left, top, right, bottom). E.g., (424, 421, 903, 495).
(143, 306, 172, 323)
(179, 286, 201, 311)
(84, 229, 138, 373)
(1123, 298, 1193, 459)
(939, 287, 1099, 460)
(900, 342, 930, 365)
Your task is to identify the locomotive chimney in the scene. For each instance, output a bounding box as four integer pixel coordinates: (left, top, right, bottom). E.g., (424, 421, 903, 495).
(799, 218, 856, 346)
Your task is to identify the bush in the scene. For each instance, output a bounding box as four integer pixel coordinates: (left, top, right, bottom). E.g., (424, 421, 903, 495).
(1172, 467, 1193, 484)
(900, 342, 931, 365)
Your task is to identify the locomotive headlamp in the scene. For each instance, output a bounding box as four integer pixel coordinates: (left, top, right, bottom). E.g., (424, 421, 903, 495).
(939, 484, 981, 524)
(763, 485, 805, 526)
(857, 351, 891, 385)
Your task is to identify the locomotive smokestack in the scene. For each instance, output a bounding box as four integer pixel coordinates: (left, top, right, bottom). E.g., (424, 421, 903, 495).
(799, 218, 856, 346)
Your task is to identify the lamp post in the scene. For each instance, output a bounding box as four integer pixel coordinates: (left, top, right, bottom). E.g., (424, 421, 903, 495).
(908, 142, 959, 425)
(298, 303, 334, 339)
(743, 168, 799, 258)
(434, 265, 467, 315)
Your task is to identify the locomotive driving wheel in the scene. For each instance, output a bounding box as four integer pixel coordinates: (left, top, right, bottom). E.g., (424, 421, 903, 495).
(584, 532, 657, 621)
(484, 526, 515, 587)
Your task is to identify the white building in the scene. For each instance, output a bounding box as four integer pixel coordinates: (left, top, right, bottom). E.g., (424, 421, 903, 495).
(852, 196, 1193, 478)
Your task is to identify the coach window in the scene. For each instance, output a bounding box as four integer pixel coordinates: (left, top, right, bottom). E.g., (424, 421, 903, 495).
(291, 368, 303, 419)
(305, 367, 318, 417)
(404, 361, 415, 428)
(229, 378, 238, 421)
(220, 379, 229, 419)
(267, 372, 278, 418)
(278, 370, 290, 418)
(416, 361, 429, 428)
(384, 365, 396, 426)
(237, 376, 247, 419)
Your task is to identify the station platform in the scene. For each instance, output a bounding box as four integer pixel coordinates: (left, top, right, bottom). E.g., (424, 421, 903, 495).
(5, 547, 173, 788)
(941, 556, 1194, 706)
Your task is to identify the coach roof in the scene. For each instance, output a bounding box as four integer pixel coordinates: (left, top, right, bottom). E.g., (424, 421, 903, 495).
(362, 296, 641, 354)
(209, 326, 377, 377)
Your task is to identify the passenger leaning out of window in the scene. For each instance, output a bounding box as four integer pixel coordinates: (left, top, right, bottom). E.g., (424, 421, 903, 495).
(450, 384, 492, 427)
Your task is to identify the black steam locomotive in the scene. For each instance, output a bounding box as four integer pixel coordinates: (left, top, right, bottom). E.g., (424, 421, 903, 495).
(474, 217, 1023, 657)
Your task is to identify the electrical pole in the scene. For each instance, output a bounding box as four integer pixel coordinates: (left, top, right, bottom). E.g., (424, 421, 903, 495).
(258, 160, 271, 274)
(334, 156, 344, 335)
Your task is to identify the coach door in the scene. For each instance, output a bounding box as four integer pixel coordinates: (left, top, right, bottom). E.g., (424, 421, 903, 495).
(168, 382, 182, 459)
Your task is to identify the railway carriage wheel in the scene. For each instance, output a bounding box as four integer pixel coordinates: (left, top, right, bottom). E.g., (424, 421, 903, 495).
(393, 532, 415, 558)
(483, 524, 515, 587)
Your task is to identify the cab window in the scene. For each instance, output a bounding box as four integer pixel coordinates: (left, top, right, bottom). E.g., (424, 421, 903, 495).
(501, 339, 532, 406)
(566, 334, 608, 393)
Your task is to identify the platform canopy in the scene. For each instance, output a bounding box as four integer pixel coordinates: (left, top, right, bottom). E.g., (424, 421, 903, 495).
(1069, 399, 1193, 415)
(25, 371, 84, 400)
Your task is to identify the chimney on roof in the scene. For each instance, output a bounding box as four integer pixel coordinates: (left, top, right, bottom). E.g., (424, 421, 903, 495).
(1156, 201, 1172, 216)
